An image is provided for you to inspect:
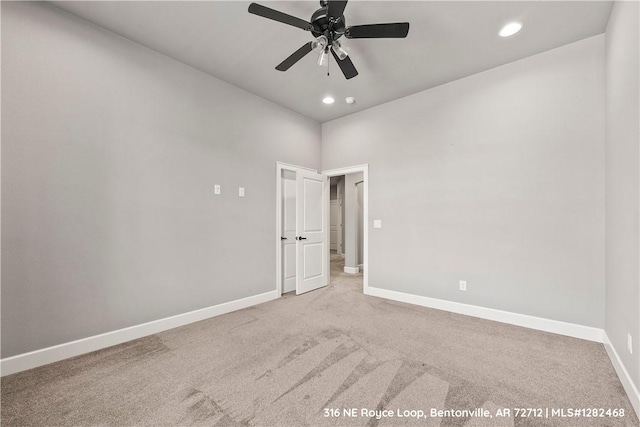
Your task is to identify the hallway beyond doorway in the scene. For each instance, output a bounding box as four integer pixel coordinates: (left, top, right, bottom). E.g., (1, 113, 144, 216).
(330, 250, 363, 292)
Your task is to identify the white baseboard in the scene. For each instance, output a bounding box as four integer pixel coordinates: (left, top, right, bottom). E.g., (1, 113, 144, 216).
(603, 333, 640, 418)
(0, 290, 278, 377)
(344, 266, 359, 274)
(365, 286, 604, 342)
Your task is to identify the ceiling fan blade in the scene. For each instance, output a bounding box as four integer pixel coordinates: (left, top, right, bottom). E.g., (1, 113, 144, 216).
(276, 42, 315, 71)
(330, 48, 358, 80)
(345, 22, 410, 39)
(248, 3, 313, 31)
(327, 1, 348, 21)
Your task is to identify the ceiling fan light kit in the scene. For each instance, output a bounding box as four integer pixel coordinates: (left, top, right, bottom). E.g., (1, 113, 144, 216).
(312, 35, 328, 51)
(332, 40, 349, 60)
(317, 49, 329, 66)
(248, 0, 410, 79)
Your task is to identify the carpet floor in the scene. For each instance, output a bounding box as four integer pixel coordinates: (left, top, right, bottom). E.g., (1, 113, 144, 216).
(1, 253, 638, 426)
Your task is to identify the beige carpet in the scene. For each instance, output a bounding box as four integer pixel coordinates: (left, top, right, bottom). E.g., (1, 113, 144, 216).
(2, 253, 638, 426)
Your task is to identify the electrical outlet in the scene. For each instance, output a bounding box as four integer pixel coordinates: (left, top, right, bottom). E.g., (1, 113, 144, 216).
(239, 187, 245, 197)
(459, 280, 467, 291)
(628, 333, 633, 354)
(214, 184, 221, 195)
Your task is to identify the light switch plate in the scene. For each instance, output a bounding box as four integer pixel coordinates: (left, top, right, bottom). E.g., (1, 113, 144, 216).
(239, 187, 245, 197)
(373, 220, 382, 229)
(214, 184, 221, 195)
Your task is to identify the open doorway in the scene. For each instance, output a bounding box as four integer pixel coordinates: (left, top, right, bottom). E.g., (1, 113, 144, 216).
(323, 165, 369, 293)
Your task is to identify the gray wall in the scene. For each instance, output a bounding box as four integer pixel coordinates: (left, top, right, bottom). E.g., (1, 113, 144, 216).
(1, 2, 321, 358)
(605, 1, 640, 390)
(323, 35, 606, 328)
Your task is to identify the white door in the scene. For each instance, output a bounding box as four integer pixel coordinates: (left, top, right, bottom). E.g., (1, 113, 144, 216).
(330, 200, 342, 251)
(281, 172, 297, 293)
(296, 169, 329, 294)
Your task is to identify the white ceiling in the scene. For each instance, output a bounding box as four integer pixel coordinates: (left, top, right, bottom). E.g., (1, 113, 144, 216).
(51, 1, 613, 123)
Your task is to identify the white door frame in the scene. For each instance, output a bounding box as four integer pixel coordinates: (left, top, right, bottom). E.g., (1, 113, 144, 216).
(322, 164, 369, 294)
(275, 162, 319, 297)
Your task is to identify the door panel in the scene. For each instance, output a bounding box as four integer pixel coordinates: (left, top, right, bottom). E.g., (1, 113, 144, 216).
(329, 230, 338, 249)
(283, 179, 296, 234)
(283, 244, 296, 291)
(303, 243, 323, 280)
(303, 178, 323, 232)
(330, 200, 341, 251)
(296, 169, 328, 294)
(282, 175, 297, 293)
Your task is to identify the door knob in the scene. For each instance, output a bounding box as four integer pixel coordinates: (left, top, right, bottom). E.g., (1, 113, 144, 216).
(296, 236, 308, 240)
(281, 237, 287, 240)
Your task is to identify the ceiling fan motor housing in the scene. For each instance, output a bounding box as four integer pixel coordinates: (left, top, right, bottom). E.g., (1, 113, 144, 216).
(311, 6, 346, 42)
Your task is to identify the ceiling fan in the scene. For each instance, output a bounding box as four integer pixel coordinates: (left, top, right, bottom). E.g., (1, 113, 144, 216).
(248, 0, 410, 80)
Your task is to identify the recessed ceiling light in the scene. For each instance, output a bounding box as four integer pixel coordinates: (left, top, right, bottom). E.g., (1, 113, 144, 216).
(499, 22, 522, 37)
(345, 96, 356, 104)
(322, 96, 335, 104)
